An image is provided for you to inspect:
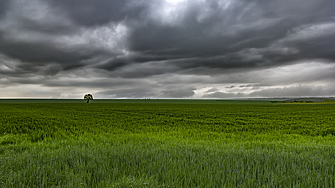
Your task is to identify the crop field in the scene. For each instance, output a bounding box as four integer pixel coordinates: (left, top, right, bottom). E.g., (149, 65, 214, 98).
(0, 100, 335, 187)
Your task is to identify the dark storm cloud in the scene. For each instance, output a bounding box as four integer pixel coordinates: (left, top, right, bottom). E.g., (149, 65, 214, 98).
(1, 0, 335, 98)
(126, 0, 335, 72)
(47, 0, 156, 27)
(0, 0, 9, 19)
(2, 0, 335, 75)
(0, 0, 126, 76)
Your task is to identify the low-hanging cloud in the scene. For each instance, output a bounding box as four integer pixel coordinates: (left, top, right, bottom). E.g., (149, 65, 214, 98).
(0, 0, 334, 98)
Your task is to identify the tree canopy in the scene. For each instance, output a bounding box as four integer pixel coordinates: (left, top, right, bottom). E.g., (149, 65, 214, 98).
(84, 94, 93, 103)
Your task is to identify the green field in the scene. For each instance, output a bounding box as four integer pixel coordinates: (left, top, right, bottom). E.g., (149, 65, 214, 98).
(1, 100, 335, 187)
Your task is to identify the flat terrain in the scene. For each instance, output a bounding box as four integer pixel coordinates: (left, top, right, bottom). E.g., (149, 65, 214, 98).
(1, 100, 335, 187)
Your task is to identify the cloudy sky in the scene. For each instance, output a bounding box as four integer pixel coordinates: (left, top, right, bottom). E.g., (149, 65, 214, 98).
(0, 0, 334, 99)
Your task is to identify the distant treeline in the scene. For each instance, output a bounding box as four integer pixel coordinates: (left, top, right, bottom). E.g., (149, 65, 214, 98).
(271, 101, 315, 103)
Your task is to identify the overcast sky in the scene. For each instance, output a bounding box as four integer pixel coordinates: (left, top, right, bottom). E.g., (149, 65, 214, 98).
(0, 0, 334, 99)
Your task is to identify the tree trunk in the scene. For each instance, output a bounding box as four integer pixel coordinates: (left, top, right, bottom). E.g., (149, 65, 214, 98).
(87, 99, 89, 103)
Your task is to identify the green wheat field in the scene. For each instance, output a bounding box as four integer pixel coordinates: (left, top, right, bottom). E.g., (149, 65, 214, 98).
(1, 99, 335, 187)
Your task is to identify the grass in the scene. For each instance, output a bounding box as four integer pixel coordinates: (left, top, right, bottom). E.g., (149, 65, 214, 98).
(1, 100, 335, 187)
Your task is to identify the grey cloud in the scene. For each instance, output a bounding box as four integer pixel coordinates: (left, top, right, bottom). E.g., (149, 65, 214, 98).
(249, 85, 335, 98)
(96, 84, 195, 99)
(0, 0, 124, 76)
(2, 0, 335, 77)
(161, 87, 195, 98)
(202, 85, 335, 99)
(205, 87, 218, 93)
(112, 61, 178, 78)
(44, 79, 146, 89)
(0, 0, 9, 19)
(240, 84, 253, 88)
(121, 0, 335, 75)
(47, 0, 155, 27)
(0, 40, 97, 66)
(202, 92, 247, 99)
(2, 76, 146, 89)
(257, 62, 335, 86)
(13, 89, 62, 99)
(96, 87, 157, 98)
(1, 0, 335, 98)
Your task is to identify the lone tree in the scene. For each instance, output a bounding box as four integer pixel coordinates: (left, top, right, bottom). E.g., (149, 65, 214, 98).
(84, 94, 93, 103)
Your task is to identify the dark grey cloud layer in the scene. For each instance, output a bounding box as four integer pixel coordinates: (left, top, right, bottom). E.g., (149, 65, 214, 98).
(48, 0, 156, 27)
(0, 0, 334, 98)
